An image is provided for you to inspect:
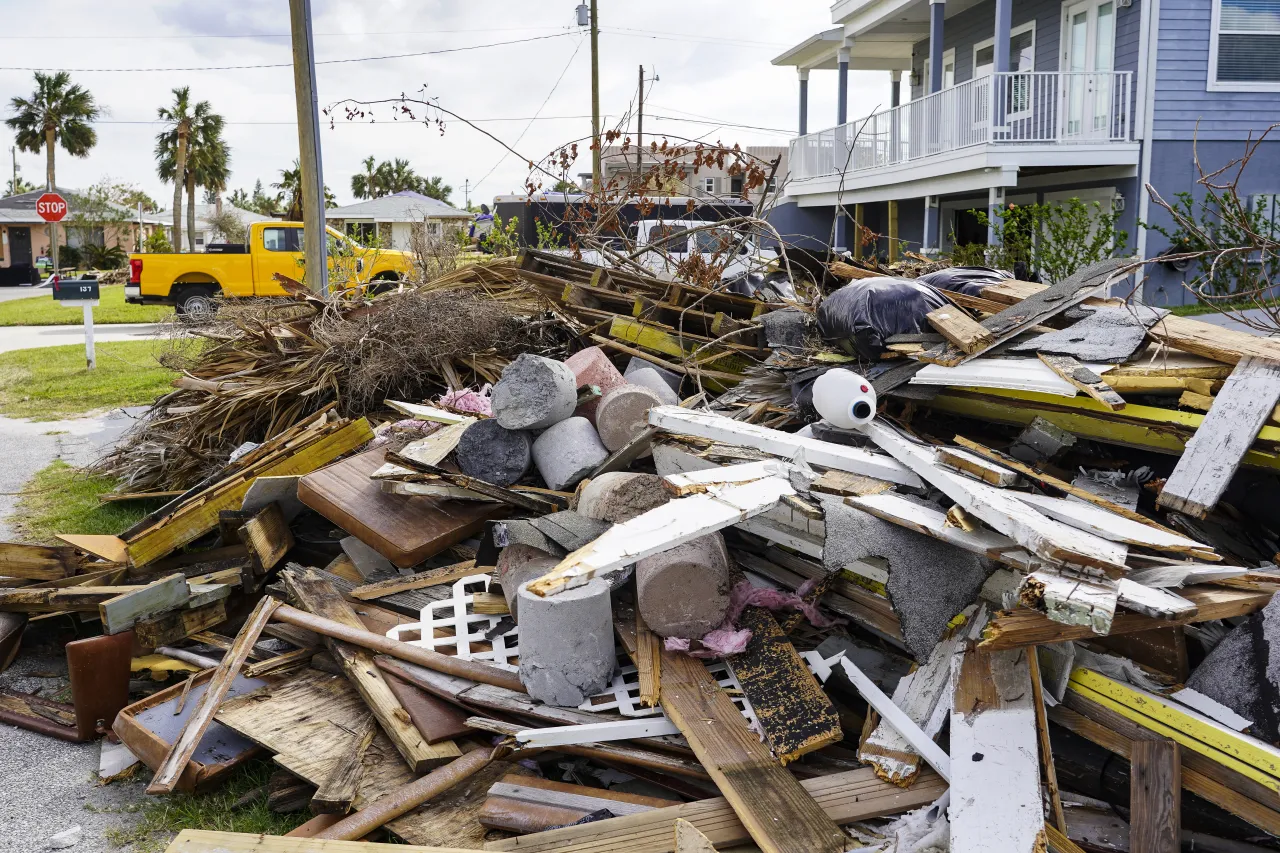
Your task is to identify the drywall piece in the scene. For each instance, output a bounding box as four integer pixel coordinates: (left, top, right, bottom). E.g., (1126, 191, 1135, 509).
(597, 385, 666, 453)
(1159, 356, 1280, 518)
(577, 472, 671, 523)
(491, 353, 579, 430)
(340, 536, 396, 581)
(1020, 570, 1119, 635)
(649, 405, 922, 488)
(565, 346, 628, 423)
(912, 357, 1081, 397)
(1185, 593, 1280, 743)
(1115, 579, 1199, 620)
(371, 418, 476, 480)
(636, 533, 733, 639)
(935, 446, 1019, 486)
(837, 655, 951, 782)
(454, 420, 532, 487)
(1014, 491, 1217, 560)
(531, 417, 610, 491)
(860, 421, 1129, 574)
(1070, 472, 1140, 511)
(948, 647, 1043, 853)
(1009, 416, 1077, 462)
(527, 465, 795, 597)
(241, 475, 304, 522)
(513, 718, 682, 748)
(517, 577, 616, 707)
(817, 493, 988, 659)
(625, 355, 683, 394)
(1010, 304, 1168, 363)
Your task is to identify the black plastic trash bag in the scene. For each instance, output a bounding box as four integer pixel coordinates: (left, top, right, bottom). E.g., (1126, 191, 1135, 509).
(916, 265, 1011, 297)
(817, 277, 950, 360)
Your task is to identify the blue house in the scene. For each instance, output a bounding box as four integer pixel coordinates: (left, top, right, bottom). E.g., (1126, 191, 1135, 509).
(769, 0, 1280, 305)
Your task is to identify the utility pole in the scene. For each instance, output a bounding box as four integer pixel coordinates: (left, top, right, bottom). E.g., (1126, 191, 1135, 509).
(464, 179, 470, 209)
(10, 147, 15, 195)
(589, 1, 601, 190)
(636, 65, 644, 182)
(288, 0, 328, 295)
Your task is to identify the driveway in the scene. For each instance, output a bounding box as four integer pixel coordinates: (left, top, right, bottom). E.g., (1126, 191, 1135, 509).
(0, 323, 168, 354)
(0, 285, 50, 303)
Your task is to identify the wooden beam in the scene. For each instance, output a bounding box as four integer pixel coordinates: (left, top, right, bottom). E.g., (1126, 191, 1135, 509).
(238, 502, 294, 573)
(935, 446, 1020, 486)
(283, 571, 461, 773)
(349, 561, 478, 601)
(1131, 740, 1181, 853)
(656, 646, 848, 853)
(1039, 353, 1127, 411)
(99, 574, 190, 635)
(0, 542, 81, 580)
(1014, 492, 1217, 561)
(1028, 648, 1067, 834)
(165, 830, 475, 852)
(1146, 312, 1280, 367)
(927, 307, 994, 354)
(146, 595, 279, 794)
(1159, 356, 1280, 518)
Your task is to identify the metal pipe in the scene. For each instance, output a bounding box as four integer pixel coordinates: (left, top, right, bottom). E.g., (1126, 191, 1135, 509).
(156, 646, 221, 670)
(272, 602, 526, 693)
(312, 747, 502, 840)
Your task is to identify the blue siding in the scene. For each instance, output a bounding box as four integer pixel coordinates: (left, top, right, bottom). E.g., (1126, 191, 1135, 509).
(1154, 0, 1280, 140)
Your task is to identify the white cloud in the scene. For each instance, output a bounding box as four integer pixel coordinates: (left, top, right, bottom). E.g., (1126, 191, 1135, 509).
(0, 0, 891, 208)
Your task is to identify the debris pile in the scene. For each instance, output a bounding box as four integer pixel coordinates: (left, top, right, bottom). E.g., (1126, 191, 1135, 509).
(6, 248, 1280, 853)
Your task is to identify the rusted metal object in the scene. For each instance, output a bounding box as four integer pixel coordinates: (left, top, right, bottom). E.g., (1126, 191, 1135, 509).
(67, 629, 134, 741)
(0, 612, 26, 672)
(0, 689, 81, 741)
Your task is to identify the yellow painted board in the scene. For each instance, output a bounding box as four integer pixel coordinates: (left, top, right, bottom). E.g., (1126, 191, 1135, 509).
(131, 654, 201, 674)
(927, 391, 1280, 472)
(608, 316, 753, 374)
(1071, 668, 1280, 780)
(125, 419, 374, 568)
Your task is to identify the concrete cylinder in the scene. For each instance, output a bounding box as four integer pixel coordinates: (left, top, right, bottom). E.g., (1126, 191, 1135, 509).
(636, 532, 733, 639)
(577, 472, 672, 523)
(564, 346, 627, 424)
(517, 577, 616, 706)
(625, 367, 679, 406)
(495, 544, 560, 622)
(491, 354, 578, 430)
(625, 357, 682, 394)
(595, 384, 664, 453)
(531, 417, 610, 491)
(455, 419, 532, 487)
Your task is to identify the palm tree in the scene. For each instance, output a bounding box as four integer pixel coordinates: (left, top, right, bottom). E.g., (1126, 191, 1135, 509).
(418, 175, 453, 204)
(274, 160, 302, 220)
(351, 156, 382, 200)
(384, 158, 419, 194)
(5, 71, 99, 192)
(156, 87, 214, 252)
(184, 115, 228, 250)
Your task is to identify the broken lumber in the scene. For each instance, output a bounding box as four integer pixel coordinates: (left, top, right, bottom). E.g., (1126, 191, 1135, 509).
(238, 502, 294, 573)
(1038, 353, 1127, 410)
(164, 830, 474, 851)
(0, 542, 81, 580)
(1131, 739, 1181, 853)
(349, 561, 478, 601)
(926, 306, 994, 354)
(310, 713, 376, 814)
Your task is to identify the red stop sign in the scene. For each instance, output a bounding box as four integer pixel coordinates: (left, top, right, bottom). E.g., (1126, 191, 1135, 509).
(36, 192, 68, 222)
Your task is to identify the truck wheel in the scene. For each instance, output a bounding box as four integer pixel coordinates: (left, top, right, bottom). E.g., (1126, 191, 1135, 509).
(174, 285, 218, 321)
(367, 273, 402, 296)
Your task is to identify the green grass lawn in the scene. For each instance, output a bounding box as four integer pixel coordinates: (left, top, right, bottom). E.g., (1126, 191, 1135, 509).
(0, 339, 181, 420)
(0, 285, 172, 326)
(12, 459, 163, 544)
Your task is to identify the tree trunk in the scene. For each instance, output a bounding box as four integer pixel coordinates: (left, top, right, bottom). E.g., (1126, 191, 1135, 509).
(186, 171, 196, 253)
(172, 128, 187, 253)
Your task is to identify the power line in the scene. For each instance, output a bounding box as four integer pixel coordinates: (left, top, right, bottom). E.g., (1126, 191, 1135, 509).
(88, 113, 792, 134)
(0, 32, 571, 72)
(601, 28, 791, 49)
(0, 26, 571, 40)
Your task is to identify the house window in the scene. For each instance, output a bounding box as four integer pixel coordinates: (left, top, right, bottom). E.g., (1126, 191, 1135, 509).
(347, 222, 376, 245)
(730, 176, 745, 196)
(975, 24, 1037, 115)
(1211, 0, 1280, 89)
(922, 50, 957, 92)
(702, 177, 716, 194)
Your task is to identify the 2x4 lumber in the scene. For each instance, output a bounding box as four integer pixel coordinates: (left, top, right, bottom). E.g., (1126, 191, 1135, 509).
(1039, 353, 1127, 411)
(164, 829, 476, 852)
(949, 647, 1043, 853)
(349, 561, 478, 601)
(926, 306, 994, 354)
(1131, 739, 1181, 853)
(238, 502, 294, 573)
(656, 646, 848, 853)
(135, 600, 228, 648)
(1021, 570, 1119, 634)
(840, 655, 951, 782)
(1146, 312, 1280, 366)
(1158, 356, 1280, 518)
(1013, 491, 1218, 561)
(1028, 647, 1068, 834)
(146, 595, 279, 794)
(934, 445, 1019, 486)
(282, 570, 461, 773)
(100, 573, 190, 635)
(0, 543, 81, 580)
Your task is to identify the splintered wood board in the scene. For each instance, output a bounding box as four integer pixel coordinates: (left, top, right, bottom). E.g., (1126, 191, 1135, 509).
(723, 607, 841, 765)
(164, 829, 476, 852)
(1146, 313, 1280, 366)
(298, 448, 504, 568)
(0, 542, 82, 579)
(1158, 356, 1280, 519)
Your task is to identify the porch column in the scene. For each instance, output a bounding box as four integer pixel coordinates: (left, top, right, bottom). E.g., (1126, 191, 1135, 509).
(798, 69, 810, 135)
(890, 70, 902, 108)
(992, 0, 1012, 127)
(987, 186, 1006, 248)
(837, 44, 851, 125)
(929, 0, 946, 94)
(923, 196, 941, 253)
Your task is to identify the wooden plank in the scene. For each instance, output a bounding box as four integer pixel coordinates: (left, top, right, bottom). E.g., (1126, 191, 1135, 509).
(349, 561, 478, 601)
(165, 829, 475, 852)
(135, 601, 228, 648)
(100, 574, 190, 635)
(311, 713, 376, 814)
(147, 595, 279, 794)
(656, 646, 847, 853)
(949, 647, 1043, 853)
(935, 446, 1020, 486)
(55, 533, 127, 564)
(723, 607, 841, 764)
(1158, 356, 1280, 518)
(1146, 312, 1280, 366)
(0, 542, 82, 580)
(808, 470, 894, 497)
(927, 306, 994, 354)
(1039, 353, 1127, 411)
(1116, 579, 1199, 620)
(1014, 491, 1217, 560)
(298, 448, 502, 569)
(282, 569, 461, 773)
(981, 586, 1271, 650)
(1028, 646, 1067, 834)
(238, 502, 294, 573)
(635, 611, 661, 709)
(1131, 740, 1181, 853)
(483, 766, 947, 853)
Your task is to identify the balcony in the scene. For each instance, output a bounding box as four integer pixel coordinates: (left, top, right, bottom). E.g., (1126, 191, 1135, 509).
(788, 70, 1135, 186)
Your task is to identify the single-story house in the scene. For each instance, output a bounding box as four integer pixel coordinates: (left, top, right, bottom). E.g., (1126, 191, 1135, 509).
(326, 191, 472, 251)
(151, 201, 277, 253)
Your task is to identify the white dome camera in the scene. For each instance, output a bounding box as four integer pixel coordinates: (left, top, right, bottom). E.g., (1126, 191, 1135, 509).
(812, 369, 878, 428)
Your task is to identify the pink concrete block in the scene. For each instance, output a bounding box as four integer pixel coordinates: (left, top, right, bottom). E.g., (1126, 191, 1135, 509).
(564, 346, 627, 424)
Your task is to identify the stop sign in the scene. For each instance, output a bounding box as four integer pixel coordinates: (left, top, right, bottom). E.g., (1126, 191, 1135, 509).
(36, 192, 68, 222)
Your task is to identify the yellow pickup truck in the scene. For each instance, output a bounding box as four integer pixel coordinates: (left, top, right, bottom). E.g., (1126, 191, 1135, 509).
(126, 221, 414, 315)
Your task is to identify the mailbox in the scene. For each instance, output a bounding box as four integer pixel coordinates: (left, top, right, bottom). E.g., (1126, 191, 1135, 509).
(52, 278, 101, 302)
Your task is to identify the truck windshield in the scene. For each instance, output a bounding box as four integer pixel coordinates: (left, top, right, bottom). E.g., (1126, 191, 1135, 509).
(693, 228, 738, 254)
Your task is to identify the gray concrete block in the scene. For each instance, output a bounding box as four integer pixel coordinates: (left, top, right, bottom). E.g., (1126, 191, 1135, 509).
(578, 472, 672, 523)
(625, 368, 679, 406)
(1186, 592, 1280, 742)
(495, 544, 560, 621)
(517, 577, 616, 706)
(491, 354, 578, 430)
(455, 419, 532, 487)
(625, 356, 682, 394)
(596, 384, 665, 453)
(1010, 416, 1077, 463)
(636, 532, 733, 639)
(531, 417, 610, 491)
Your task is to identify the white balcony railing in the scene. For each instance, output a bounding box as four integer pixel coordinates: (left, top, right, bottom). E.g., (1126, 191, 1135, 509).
(788, 70, 1133, 182)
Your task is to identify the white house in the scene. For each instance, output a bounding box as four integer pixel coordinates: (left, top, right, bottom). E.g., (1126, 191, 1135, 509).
(152, 202, 276, 252)
(326, 191, 472, 251)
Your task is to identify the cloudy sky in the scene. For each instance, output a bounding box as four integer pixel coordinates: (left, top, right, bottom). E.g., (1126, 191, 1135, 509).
(0, 1, 891, 210)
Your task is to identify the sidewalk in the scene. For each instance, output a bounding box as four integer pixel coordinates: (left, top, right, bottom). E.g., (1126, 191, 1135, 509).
(0, 323, 167, 354)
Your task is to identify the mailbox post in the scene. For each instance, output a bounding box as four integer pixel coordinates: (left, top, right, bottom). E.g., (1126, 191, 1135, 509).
(52, 278, 100, 369)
